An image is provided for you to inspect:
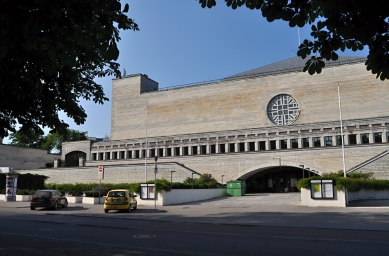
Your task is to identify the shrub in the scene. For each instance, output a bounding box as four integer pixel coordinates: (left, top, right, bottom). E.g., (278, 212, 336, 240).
(16, 190, 30, 195)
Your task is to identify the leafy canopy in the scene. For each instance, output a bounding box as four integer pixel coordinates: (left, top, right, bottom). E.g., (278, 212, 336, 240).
(9, 128, 87, 154)
(0, 0, 139, 138)
(199, 0, 389, 80)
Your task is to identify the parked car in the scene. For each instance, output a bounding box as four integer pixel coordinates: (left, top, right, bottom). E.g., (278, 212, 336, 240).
(83, 187, 110, 197)
(104, 189, 137, 213)
(30, 190, 68, 210)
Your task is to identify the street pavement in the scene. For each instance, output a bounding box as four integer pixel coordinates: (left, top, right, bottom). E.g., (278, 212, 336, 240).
(1, 192, 389, 231)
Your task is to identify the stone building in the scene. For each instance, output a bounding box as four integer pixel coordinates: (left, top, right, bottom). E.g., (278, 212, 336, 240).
(52, 56, 389, 191)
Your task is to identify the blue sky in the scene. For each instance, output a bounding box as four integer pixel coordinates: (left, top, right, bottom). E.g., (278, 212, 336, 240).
(4, 1, 370, 143)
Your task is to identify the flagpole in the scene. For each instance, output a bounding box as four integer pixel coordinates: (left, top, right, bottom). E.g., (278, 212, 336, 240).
(145, 105, 148, 182)
(337, 85, 346, 177)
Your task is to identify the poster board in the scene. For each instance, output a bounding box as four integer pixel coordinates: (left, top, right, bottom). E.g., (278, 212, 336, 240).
(140, 184, 156, 200)
(310, 180, 334, 199)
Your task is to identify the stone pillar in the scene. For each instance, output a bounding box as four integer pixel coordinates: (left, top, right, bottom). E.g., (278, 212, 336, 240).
(79, 157, 85, 167)
(265, 140, 270, 150)
(332, 136, 337, 146)
(54, 159, 60, 168)
(244, 142, 249, 152)
(287, 139, 291, 149)
(308, 137, 313, 148)
(255, 140, 259, 151)
(298, 138, 302, 148)
(276, 140, 280, 150)
(356, 132, 361, 144)
(132, 150, 136, 158)
(369, 132, 374, 143)
(320, 136, 325, 147)
(344, 134, 350, 145)
(225, 143, 229, 153)
(235, 143, 239, 152)
(383, 130, 388, 143)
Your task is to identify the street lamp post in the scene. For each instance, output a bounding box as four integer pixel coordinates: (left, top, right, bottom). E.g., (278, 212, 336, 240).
(154, 156, 158, 210)
(170, 171, 176, 189)
(299, 164, 305, 179)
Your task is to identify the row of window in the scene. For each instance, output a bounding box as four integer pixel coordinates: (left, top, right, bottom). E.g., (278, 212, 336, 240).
(91, 132, 388, 161)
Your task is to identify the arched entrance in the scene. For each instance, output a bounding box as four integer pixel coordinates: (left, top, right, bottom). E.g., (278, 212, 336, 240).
(243, 166, 318, 193)
(65, 151, 86, 167)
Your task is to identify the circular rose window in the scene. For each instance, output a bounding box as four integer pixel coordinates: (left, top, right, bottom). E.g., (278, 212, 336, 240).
(267, 94, 300, 125)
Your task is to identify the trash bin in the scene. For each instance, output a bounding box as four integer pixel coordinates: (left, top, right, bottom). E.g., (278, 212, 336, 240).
(226, 180, 246, 196)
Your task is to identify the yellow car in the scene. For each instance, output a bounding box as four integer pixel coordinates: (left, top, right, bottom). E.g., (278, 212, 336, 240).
(104, 189, 137, 213)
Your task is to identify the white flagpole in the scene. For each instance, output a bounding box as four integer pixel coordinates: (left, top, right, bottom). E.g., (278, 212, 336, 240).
(145, 105, 148, 182)
(337, 85, 347, 177)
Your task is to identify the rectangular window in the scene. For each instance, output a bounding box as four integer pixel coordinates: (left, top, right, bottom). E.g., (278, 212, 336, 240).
(210, 145, 216, 154)
(360, 134, 369, 144)
(270, 140, 276, 150)
(182, 147, 189, 155)
(374, 132, 382, 143)
(201, 145, 207, 154)
(291, 139, 298, 148)
(324, 136, 333, 146)
(313, 137, 321, 147)
(112, 152, 117, 159)
(105, 152, 111, 160)
(98, 152, 104, 160)
(135, 150, 140, 158)
(259, 141, 266, 150)
(158, 148, 163, 157)
(175, 147, 180, 156)
(302, 138, 309, 148)
(336, 135, 343, 146)
(119, 151, 125, 159)
(150, 149, 155, 157)
(229, 143, 235, 152)
(220, 144, 226, 153)
(92, 153, 97, 160)
(128, 151, 132, 159)
(166, 148, 172, 157)
(349, 134, 357, 144)
(239, 142, 245, 152)
(249, 142, 255, 151)
(280, 140, 287, 149)
(192, 146, 198, 155)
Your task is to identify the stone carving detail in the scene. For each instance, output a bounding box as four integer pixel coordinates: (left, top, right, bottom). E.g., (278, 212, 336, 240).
(267, 94, 300, 125)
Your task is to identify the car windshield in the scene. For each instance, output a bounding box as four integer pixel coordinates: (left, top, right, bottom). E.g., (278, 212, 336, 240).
(34, 191, 51, 197)
(108, 191, 125, 197)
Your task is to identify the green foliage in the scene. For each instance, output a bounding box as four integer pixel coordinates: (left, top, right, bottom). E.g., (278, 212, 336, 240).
(183, 173, 218, 188)
(9, 128, 87, 154)
(297, 171, 389, 192)
(16, 190, 30, 195)
(199, 0, 389, 80)
(14, 173, 48, 190)
(0, 1, 139, 138)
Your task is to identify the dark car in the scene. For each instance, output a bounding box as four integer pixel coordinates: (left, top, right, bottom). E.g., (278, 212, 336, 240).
(30, 190, 68, 210)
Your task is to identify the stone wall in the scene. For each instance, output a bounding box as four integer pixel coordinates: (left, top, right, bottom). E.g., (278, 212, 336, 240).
(110, 62, 389, 141)
(0, 144, 59, 170)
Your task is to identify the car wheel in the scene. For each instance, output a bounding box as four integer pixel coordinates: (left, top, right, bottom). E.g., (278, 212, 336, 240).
(53, 201, 58, 210)
(133, 202, 137, 210)
(104, 209, 109, 213)
(30, 205, 35, 210)
(126, 204, 131, 213)
(62, 200, 68, 208)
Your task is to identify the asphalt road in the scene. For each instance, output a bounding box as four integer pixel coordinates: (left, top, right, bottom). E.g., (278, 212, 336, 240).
(0, 213, 388, 255)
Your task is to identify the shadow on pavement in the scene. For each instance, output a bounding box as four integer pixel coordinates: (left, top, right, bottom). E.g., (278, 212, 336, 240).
(348, 199, 389, 207)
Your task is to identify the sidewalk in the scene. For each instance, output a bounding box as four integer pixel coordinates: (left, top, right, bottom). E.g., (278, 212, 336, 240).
(1, 193, 389, 231)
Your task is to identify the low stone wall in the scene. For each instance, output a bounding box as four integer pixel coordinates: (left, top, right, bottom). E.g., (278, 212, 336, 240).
(347, 189, 389, 201)
(300, 188, 347, 207)
(138, 188, 227, 206)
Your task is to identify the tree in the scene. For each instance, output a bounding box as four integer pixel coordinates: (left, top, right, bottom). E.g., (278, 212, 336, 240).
(199, 0, 389, 80)
(9, 128, 87, 154)
(0, 1, 139, 138)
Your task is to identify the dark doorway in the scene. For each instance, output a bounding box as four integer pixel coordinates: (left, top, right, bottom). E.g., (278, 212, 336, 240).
(65, 151, 86, 167)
